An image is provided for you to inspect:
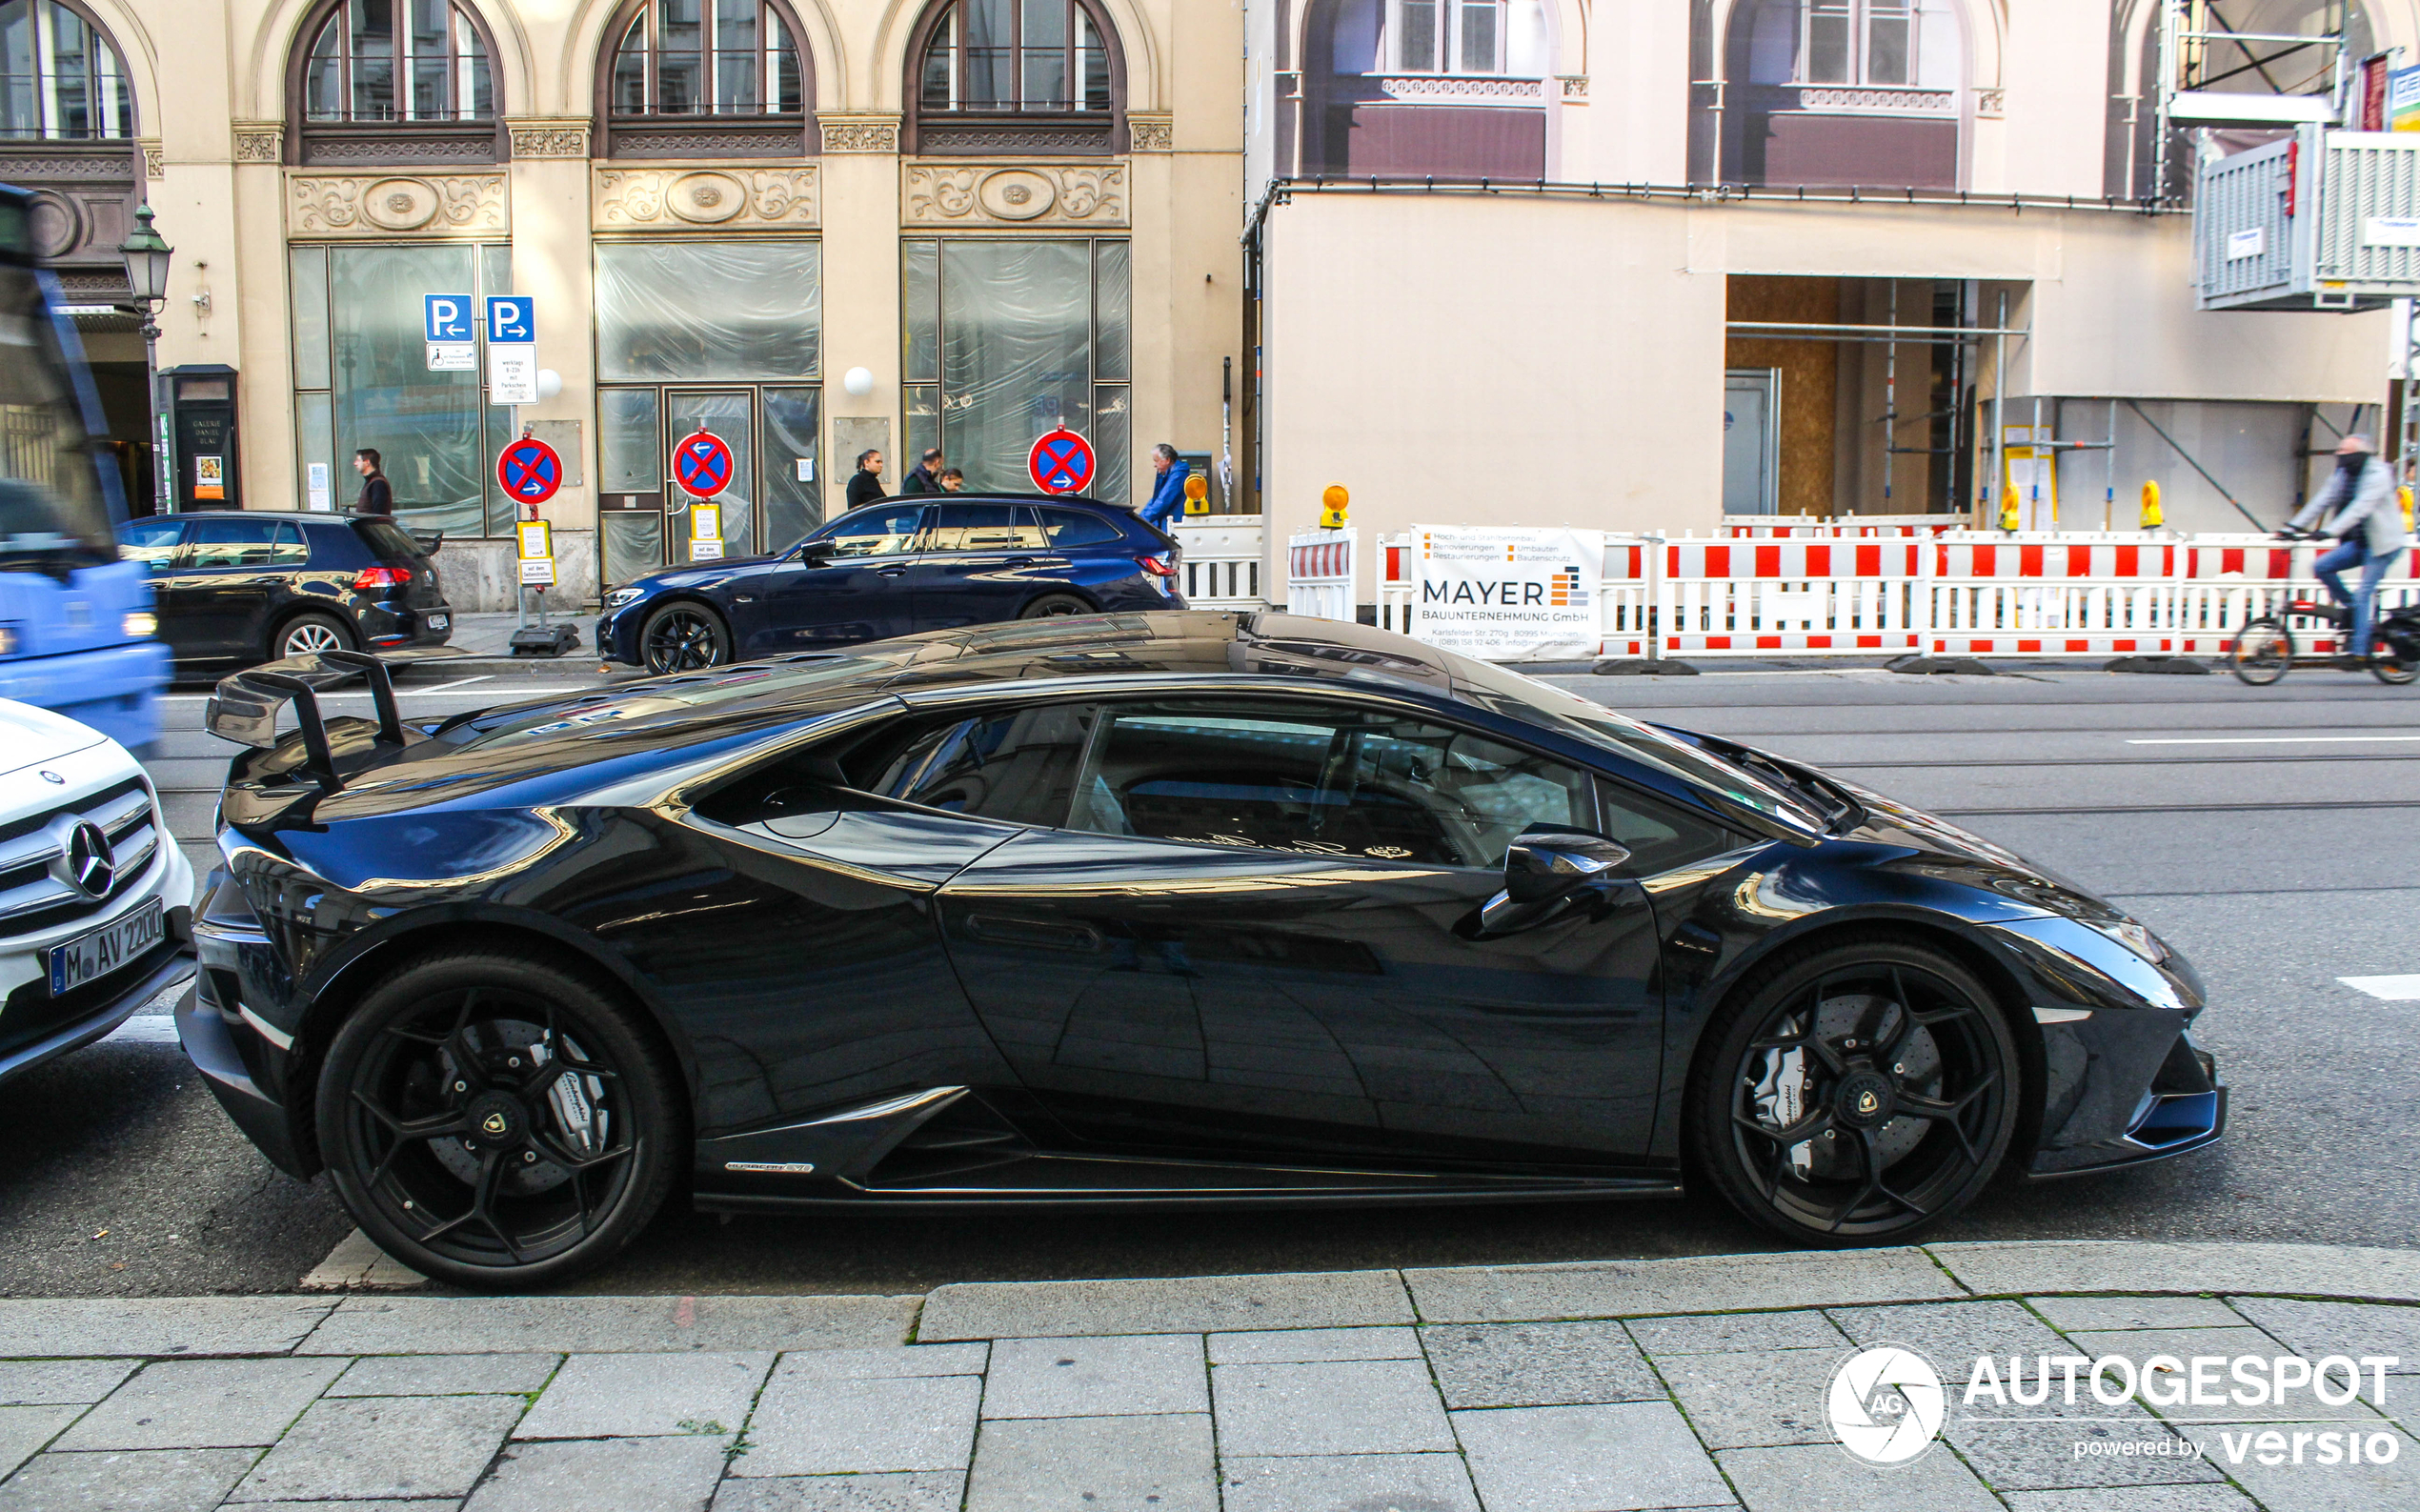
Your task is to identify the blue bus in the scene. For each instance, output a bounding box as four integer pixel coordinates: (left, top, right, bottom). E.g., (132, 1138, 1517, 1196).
(0, 184, 169, 750)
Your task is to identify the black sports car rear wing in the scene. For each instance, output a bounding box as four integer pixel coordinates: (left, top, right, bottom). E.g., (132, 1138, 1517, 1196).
(206, 645, 468, 791)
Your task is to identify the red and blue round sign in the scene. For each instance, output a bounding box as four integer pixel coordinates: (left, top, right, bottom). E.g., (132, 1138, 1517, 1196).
(495, 435, 563, 505)
(675, 429, 736, 498)
(1027, 428, 1096, 495)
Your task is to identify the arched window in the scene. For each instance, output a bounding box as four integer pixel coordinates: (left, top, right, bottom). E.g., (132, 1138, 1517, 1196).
(909, 0, 1123, 154)
(1303, 0, 1550, 179)
(598, 0, 813, 158)
(0, 0, 132, 139)
(289, 0, 503, 164)
(1699, 0, 1966, 189)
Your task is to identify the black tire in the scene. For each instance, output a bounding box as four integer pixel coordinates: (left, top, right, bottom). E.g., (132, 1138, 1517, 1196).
(1686, 937, 2021, 1245)
(272, 611, 354, 660)
(640, 601, 730, 674)
(2228, 617, 2292, 686)
(315, 948, 684, 1290)
(2371, 655, 2418, 686)
(1018, 593, 1095, 619)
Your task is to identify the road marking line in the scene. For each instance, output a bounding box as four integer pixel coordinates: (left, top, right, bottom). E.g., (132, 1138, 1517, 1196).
(2341, 975, 2420, 1000)
(100, 1015, 181, 1045)
(2126, 736, 2420, 746)
(411, 675, 493, 695)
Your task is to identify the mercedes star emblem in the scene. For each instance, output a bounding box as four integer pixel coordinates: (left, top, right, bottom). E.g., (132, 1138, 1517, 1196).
(64, 820, 115, 898)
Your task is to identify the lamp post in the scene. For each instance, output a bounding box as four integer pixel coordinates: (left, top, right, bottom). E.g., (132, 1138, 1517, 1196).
(117, 203, 173, 514)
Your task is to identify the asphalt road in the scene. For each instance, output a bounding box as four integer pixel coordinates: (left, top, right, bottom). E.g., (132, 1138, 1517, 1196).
(5, 658, 2415, 1298)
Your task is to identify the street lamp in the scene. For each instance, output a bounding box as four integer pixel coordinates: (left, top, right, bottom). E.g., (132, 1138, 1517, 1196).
(117, 203, 172, 514)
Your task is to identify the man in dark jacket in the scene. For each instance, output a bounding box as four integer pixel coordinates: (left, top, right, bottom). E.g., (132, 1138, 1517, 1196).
(846, 449, 886, 509)
(902, 448, 945, 494)
(353, 449, 393, 515)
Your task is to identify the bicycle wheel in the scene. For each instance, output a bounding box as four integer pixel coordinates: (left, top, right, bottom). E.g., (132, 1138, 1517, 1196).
(2228, 618, 2293, 686)
(2372, 656, 2419, 687)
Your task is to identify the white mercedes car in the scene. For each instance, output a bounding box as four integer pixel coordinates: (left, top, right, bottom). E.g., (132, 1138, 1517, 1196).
(0, 696, 192, 1082)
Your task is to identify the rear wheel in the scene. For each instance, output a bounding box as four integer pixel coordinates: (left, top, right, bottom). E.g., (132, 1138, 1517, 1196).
(1687, 939, 2020, 1245)
(2372, 656, 2419, 686)
(640, 602, 730, 674)
(2228, 617, 2292, 686)
(315, 949, 684, 1290)
(1018, 593, 1094, 619)
(272, 611, 353, 660)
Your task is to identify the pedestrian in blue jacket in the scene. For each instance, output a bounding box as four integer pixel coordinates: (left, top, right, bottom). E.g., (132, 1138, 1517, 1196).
(1141, 444, 1189, 531)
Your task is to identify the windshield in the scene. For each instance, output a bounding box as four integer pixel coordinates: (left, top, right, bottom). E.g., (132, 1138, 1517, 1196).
(1440, 655, 1826, 830)
(0, 265, 111, 573)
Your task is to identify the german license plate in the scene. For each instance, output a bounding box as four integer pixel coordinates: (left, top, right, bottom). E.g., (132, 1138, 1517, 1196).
(47, 899, 162, 996)
(426, 613, 451, 631)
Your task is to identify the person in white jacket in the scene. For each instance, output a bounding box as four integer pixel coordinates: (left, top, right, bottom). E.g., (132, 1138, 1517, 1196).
(2287, 434, 2410, 663)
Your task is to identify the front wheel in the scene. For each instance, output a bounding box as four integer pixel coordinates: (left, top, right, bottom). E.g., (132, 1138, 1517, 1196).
(1686, 939, 2021, 1245)
(2228, 617, 2293, 686)
(315, 949, 684, 1290)
(640, 602, 730, 674)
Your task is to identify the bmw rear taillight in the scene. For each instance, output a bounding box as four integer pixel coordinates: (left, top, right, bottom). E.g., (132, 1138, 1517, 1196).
(353, 565, 411, 591)
(1137, 554, 1176, 577)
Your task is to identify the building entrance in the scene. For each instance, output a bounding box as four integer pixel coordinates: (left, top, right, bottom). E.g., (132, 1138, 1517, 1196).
(597, 384, 822, 585)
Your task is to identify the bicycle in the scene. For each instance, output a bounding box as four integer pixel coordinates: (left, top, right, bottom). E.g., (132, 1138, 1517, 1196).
(2229, 595, 2420, 686)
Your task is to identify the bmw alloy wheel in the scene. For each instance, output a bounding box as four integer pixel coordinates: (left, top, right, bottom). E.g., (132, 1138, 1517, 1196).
(641, 605, 728, 674)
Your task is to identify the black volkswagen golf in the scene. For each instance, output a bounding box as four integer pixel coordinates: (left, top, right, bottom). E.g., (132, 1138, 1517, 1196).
(184, 614, 2224, 1288)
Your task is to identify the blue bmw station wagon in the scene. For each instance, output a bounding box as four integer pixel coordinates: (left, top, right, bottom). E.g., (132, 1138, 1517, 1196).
(598, 494, 1187, 673)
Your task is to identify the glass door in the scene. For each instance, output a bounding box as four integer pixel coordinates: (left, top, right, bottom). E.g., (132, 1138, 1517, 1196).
(668, 390, 756, 563)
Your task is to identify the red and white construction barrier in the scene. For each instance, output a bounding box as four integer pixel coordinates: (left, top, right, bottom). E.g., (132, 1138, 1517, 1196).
(1375, 529, 2420, 660)
(1286, 528, 1356, 622)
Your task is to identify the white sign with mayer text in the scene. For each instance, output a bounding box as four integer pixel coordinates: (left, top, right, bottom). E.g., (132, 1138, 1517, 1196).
(1410, 524, 1603, 662)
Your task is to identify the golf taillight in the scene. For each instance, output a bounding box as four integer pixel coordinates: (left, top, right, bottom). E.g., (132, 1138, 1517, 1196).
(353, 565, 411, 591)
(1137, 554, 1177, 577)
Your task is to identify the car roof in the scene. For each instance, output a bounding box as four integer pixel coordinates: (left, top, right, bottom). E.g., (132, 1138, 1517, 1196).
(119, 511, 377, 526)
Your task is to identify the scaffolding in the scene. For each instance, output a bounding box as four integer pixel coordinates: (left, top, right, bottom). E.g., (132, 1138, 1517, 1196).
(2154, 2, 2359, 203)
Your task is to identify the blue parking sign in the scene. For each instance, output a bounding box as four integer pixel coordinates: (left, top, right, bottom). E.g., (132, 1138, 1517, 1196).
(422, 293, 472, 343)
(486, 295, 534, 344)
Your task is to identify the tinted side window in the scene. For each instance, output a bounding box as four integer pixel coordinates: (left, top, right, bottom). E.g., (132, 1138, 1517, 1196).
(924, 503, 1046, 552)
(1039, 508, 1121, 547)
(353, 519, 425, 562)
(118, 519, 184, 572)
(819, 504, 925, 558)
(863, 704, 1092, 827)
(188, 518, 305, 568)
(1066, 700, 1592, 868)
(1596, 778, 1754, 877)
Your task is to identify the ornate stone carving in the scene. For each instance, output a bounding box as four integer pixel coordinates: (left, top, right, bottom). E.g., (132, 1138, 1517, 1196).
(1976, 88, 2007, 118)
(1792, 86, 1954, 112)
(1127, 114, 1172, 151)
(1377, 75, 1541, 99)
(287, 173, 508, 237)
(1558, 75, 1588, 99)
(138, 138, 164, 177)
(903, 163, 1126, 227)
(232, 124, 281, 163)
(593, 166, 819, 230)
(819, 115, 901, 153)
(508, 119, 590, 158)
(918, 126, 1114, 153)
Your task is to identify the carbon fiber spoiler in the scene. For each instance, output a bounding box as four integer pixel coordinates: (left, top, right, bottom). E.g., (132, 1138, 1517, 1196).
(206, 645, 469, 790)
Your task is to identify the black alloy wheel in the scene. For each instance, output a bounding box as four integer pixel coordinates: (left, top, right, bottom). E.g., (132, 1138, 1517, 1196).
(2228, 617, 2292, 686)
(1018, 593, 1094, 618)
(315, 949, 683, 1289)
(1689, 940, 2019, 1244)
(640, 602, 730, 674)
(274, 611, 355, 660)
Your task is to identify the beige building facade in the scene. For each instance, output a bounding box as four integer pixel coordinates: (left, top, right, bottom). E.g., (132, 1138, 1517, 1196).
(1244, 0, 2418, 609)
(12, 0, 1244, 605)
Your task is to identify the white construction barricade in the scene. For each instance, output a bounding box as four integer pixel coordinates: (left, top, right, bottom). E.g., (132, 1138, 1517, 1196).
(1286, 527, 1356, 621)
(1171, 519, 1266, 609)
(1374, 526, 2420, 661)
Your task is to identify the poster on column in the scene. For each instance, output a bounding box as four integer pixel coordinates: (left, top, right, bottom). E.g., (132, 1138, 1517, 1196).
(1410, 525, 1603, 662)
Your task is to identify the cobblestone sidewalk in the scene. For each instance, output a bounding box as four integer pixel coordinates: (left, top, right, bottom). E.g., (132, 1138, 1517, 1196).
(3, 1241, 2418, 1511)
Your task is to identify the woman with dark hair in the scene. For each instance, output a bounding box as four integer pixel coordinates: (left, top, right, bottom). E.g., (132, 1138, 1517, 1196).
(846, 449, 886, 509)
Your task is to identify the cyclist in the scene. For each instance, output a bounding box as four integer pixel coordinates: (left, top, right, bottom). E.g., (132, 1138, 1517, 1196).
(2285, 434, 2410, 668)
